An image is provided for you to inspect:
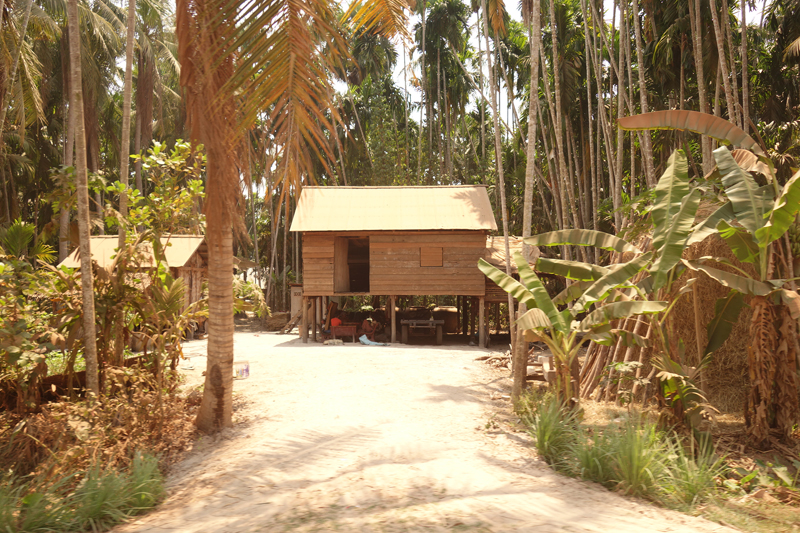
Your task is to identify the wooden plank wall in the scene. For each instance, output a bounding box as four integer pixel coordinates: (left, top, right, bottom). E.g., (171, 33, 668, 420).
(303, 233, 334, 295)
(370, 233, 485, 295)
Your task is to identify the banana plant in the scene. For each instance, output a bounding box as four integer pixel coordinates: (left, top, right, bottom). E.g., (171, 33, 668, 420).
(680, 148, 800, 444)
(524, 149, 736, 426)
(621, 111, 800, 444)
(478, 252, 667, 403)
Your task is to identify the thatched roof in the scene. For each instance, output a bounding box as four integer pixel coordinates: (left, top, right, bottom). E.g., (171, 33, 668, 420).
(289, 186, 497, 232)
(59, 235, 206, 269)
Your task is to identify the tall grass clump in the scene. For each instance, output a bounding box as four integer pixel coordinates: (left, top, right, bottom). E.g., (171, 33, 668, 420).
(609, 417, 667, 497)
(0, 451, 164, 532)
(517, 398, 725, 512)
(571, 430, 615, 487)
(659, 435, 726, 510)
(517, 390, 578, 468)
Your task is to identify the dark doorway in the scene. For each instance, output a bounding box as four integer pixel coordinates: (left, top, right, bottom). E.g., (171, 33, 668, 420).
(334, 236, 370, 293)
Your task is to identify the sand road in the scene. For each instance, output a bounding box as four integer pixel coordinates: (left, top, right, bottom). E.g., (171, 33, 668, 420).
(117, 332, 733, 533)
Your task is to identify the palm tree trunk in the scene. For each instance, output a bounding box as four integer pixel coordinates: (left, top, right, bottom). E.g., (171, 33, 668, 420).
(614, 0, 625, 231)
(478, 21, 485, 185)
(59, 97, 75, 261)
(177, 0, 240, 432)
(688, 0, 712, 173)
(538, 45, 569, 239)
(480, 0, 514, 348)
(522, 0, 541, 261)
(134, 112, 143, 192)
(403, 44, 409, 166)
(579, 0, 598, 261)
(740, 0, 749, 131)
(417, 0, 427, 183)
(66, 0, 99, 396)
(721, 0, 741, 127)
(708, 0, 737, 125)
(536, 98, 562, 229)
(631, 0, 656, 188)
(437, 49, 444, 179)
(113, 0, 136, 366)
(118, 0, 136, 236)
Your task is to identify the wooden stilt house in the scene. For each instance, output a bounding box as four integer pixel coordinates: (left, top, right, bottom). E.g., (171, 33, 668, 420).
(290, 186, 497, 344)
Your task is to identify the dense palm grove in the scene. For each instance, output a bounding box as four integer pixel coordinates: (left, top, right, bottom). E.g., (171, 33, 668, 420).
(0, 0, 797, 299)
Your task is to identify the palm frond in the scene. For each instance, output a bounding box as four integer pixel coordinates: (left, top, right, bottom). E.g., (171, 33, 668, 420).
(344, 0, 411, 41)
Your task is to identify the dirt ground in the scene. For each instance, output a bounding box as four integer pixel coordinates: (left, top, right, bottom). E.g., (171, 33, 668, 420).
(116, 332, 735, 533)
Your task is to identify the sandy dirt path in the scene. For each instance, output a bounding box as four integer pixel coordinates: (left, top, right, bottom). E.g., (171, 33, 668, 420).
(117, 332, 733, 533)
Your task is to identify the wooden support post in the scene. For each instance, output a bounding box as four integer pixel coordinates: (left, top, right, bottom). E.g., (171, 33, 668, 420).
(462, 297, 469, 338)
(301, 297, 308, 343)
(390, 295, 397, 344)
(478, 297, 485, 348)
(456, 296, 461, 334)
(469, 297, 476, 337)
(311, 297, 317, 342)
(494, 303, 499, 334)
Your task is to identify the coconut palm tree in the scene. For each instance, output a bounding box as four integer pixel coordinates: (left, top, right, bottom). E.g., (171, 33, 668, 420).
(178, 0, 408, 431)
(65, 0, 99, 396)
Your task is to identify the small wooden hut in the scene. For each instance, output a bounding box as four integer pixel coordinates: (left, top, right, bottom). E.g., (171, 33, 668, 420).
(290, 186, 497, 344)
(59, 235, 208, 310)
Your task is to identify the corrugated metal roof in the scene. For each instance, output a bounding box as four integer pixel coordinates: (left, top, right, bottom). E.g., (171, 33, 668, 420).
(484, 236, 539, 274)
(290, 186, 498, 232)
(58, 235, 206, 269)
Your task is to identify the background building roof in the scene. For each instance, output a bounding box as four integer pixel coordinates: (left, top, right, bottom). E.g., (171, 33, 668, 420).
(483, 236, 539, 274)
(290, 186, 498, 232)
(58, 235, 206, 269)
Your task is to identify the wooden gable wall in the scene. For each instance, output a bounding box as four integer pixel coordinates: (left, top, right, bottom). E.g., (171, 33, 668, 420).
(301, 231, 486, 296)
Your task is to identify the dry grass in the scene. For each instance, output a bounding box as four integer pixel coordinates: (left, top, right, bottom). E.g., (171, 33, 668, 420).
(0, 367, 196, 482)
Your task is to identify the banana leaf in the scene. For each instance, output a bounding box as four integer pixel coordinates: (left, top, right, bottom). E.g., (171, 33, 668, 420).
(586, 326, 651, 347)
(717, 220, 759, 264)
(686, 201, 734, 246)
(516, 307, 552, 331)
(732, 149, 771, 175)
(573, 252, 653, 312)
(536, 257, 610, 281)
(714, 147, 773, 238)
(477, 258, 535, 308)
(756, 168, 800, 246)
(552, 280, 595, 306)
(651, 150, 690, 249)
(651, 189, 701, 290)
(514, 252, 568, 333)
(704, 291, 745, 356)
(524, 229, 641, 254)
(618, 111, 764, 155)
(780, 289, 800, 320)
(682, 259, 772, 296)
(578, 300, 668, 332)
